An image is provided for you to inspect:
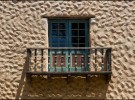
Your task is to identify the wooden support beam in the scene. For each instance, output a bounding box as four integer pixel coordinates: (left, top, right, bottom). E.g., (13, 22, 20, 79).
(47, 74, 51, 82)
(67, 74, 71, 84)
(26, 73, 32, 82)
(86, 74, 90, 82)
(105, 74, 111, 84)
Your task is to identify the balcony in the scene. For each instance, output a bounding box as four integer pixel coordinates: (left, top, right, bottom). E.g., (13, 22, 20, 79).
(26, 47, 112, 82)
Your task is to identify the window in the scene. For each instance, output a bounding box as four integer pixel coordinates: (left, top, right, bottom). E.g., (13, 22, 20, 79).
(48, 19, 89, 72)
(49, 19, 89, 47)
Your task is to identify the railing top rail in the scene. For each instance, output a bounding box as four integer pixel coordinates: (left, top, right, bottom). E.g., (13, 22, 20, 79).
(27, 47, 112, 50)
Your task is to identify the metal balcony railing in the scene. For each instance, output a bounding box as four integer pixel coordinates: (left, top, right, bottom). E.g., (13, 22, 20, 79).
(26, 47, 112, 82)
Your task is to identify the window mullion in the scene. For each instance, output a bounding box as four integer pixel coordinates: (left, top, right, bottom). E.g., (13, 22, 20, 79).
(58, 23, 59, 47)
(68, 20, 71, 47)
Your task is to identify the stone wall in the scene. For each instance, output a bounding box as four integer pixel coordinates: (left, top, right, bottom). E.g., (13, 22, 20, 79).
(0, 0, 135, 99)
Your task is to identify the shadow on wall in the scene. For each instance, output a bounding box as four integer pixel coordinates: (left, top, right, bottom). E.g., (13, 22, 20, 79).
(15, 48, 111, 99)
(15, 63, 109, 99)
(15, 51, 110, 99)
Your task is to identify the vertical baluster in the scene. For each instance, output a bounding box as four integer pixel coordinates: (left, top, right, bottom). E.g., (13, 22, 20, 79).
(61, 49, 63, 72)
(85, 49, 89, 71)
(41, 49, 43, 72)
(48, 56, 50, 72)
(61, 56, 64, 72)
(68, 49, 70, 72)
(81, 57, 82, 72)
(27, 49, 31, 71)
(89, 49, 91, 71)
(54, 50, 57, 72)
(101, 49, 104, 71)
(108, 49, 112, 71)
(81, 64, 82, 71)
(106, 49, 108, 71)
(74, 56, 76, 72)
(81, 55, 84, 71)
(34, 49, 37, 72)
(106, 49, 110, 71)
(74, 50, 77, 72)
(48, 49, 50, 72)
(110, 49, 112, 71)
(54, 56, 57, 72)
(95, 49, 97, 71)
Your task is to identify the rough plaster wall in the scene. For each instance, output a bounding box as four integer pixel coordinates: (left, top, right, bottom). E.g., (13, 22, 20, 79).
(0, 0, 135, 99)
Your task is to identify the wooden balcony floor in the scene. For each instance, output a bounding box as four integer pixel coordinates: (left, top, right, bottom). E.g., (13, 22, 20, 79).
(26, 71, 112, 76)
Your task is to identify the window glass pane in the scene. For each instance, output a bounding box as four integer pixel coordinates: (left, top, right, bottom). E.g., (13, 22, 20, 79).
(79, 44, 85, 47)
(59, 23, 65, 29)
(52, 30, 58, 36)
(72, 23, 78, 29)
(72, 30, 78, 36)
(50, 20, 88, 47)
(79, 30, 85, 36)
(59, 37, 66, 43)
(79, 23, 85, 29)
(72, 37, 78, 43)
(59, 30, 66, 36)
(59, 44, 66, 47)
(72, 44, 78, 47)
(52, 37, 58, 43)
(52, 23, 58, 29)
(52, 44, 58, 47)
(79, 37, 85, 43)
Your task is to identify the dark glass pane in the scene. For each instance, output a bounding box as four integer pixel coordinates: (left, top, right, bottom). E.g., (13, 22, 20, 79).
(79, 30, 85, 36)
(52, 37, 58, 43)
(59, 30, 66, 36)
(72, 44, 78, 47)
(52, 30, 58, 36)
(59, 44, 66, 47)
(52, 44, 58, 47)
(72, 37, 78, 43)
(79, 23, 85, 29)
(79, 37, 85, 43)
(79, 44, 85, 47)
(72, 30, 78, 36)
(49, 39, 52, 45)
(52, 23, 58, 29)
(59, 37, 66, 43)
(72, 23, 78, 29)
(59, 23, 65, 29)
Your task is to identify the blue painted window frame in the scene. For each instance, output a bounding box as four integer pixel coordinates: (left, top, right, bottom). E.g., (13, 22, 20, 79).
(49, 19, 89, 47)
